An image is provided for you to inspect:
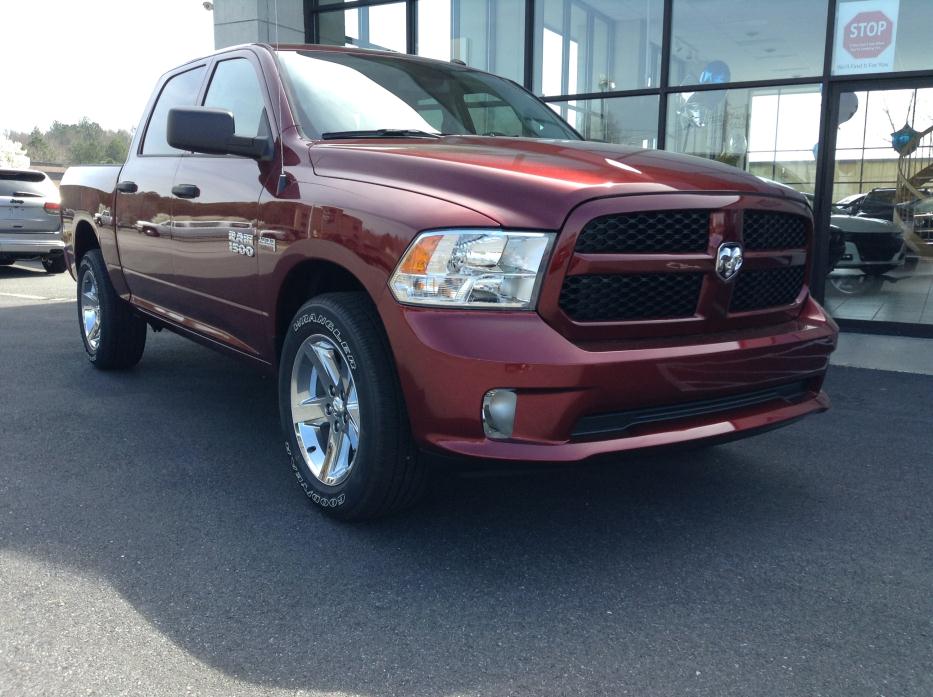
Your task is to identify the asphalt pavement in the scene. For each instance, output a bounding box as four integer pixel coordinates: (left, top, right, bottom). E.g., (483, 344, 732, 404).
(1, 262, 931, 697)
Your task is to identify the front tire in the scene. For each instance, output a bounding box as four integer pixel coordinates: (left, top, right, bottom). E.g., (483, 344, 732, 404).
(77, 249, 147, 369)
(279, 292, 427, 520)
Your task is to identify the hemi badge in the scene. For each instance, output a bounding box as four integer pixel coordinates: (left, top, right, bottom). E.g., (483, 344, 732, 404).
(259, 236, 277, 251)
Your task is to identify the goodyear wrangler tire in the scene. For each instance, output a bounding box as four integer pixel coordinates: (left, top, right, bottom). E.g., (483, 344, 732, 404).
(77, 249, 147, 370)
(279, 292, 427, 520)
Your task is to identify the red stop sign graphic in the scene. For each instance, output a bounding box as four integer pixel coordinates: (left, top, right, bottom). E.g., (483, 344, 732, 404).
(843, 11, 893, 59)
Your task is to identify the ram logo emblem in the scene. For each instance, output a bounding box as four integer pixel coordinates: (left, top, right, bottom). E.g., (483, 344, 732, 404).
(715, 242, 744, 282)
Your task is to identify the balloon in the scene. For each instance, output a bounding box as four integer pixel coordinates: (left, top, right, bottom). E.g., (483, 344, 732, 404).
(839, 92, 859, 125)
(680, 94, 709, 128)
(679, 89, 727, 128)
(723, 132, 748, 157)
(698, 60, 730, 85)
(891, 123, 922, 156)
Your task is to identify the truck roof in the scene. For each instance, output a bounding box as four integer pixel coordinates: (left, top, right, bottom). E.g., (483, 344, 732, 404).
(175, 42, 479, 74)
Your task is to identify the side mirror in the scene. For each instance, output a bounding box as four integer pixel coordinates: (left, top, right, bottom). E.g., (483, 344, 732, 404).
(167, 107, 272, 160)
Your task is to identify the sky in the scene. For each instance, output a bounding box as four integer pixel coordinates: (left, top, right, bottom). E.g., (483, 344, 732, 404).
(0, 0, 215, 135)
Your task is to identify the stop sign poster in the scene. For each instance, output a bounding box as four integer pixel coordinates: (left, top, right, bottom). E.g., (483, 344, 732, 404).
(835, 0, 900, 74)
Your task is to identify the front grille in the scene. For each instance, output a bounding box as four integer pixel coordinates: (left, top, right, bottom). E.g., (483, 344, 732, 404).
(559, 273, 702, 322)
(572, 380, 809, 440)
(743, 212, 807, 250)
(848, 232, 903, 261)
(575, 210, 709, 254)
(730, 266, 805, 312)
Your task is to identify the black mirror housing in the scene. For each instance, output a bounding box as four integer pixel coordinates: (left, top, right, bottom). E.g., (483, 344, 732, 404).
(167, 107, 272, 160)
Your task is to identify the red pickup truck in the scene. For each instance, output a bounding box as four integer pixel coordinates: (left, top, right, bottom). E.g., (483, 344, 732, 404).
(60, 43, 837, 520)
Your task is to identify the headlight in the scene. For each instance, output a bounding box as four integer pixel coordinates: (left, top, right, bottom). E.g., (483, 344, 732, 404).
(389, 229, 555, 308)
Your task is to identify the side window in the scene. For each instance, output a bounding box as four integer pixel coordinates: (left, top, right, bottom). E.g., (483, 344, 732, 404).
(142, 66, 206, 155)
(203, 58, 269, 139)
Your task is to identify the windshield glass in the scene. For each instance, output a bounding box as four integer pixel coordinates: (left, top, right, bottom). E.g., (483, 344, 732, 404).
(276, 50, 579, 141)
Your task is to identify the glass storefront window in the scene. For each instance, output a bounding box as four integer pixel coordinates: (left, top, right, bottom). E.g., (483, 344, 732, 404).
(833, 0, 933, 76)
(549, 94, 659, 147)
(534, 0, 663, 97)
(825, 86, 933, 326)
(316, 2, 407, 53)
(670, 0, 827, 86)
(665, 85, 823, 193)
(417, 0, 525, 84)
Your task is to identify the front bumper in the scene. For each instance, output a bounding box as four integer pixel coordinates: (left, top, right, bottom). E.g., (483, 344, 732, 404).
(379, 293, 837, 462)
(0, 233, 65, 258)
(836, 240, 906, 269)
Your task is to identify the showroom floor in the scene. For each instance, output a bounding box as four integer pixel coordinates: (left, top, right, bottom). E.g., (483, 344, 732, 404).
(826, 257, 933, 324)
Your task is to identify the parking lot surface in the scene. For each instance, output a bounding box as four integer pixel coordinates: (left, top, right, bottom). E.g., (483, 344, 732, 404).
(1, 262, 931, 697)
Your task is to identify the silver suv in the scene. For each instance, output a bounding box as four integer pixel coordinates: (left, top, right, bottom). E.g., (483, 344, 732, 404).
(0, 169, 66, 273)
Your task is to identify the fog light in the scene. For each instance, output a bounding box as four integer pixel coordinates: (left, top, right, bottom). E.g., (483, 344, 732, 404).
(482, 389, 517, 439)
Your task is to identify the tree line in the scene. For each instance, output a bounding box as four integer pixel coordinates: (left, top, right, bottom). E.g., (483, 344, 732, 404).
(6, 118, 132, 165)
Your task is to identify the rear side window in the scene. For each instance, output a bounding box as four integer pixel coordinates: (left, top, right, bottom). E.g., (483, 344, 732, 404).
(203, 58, 269, 139)
(142, 66, 206, 155)
(0, 171, 53, 197)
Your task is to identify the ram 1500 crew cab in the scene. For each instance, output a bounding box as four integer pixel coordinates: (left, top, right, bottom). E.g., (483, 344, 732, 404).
(60, 44, 838, 519)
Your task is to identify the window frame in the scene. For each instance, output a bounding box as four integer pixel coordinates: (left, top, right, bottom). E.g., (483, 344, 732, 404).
(201, 55, 275, 144)
(137, 63, 209, 158)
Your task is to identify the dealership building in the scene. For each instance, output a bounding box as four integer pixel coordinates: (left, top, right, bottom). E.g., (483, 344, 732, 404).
(213, 0, 933, 337)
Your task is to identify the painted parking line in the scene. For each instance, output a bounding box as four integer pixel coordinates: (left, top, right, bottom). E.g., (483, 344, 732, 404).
(0, 292, 46, 300)
(0, 292, 75, 302)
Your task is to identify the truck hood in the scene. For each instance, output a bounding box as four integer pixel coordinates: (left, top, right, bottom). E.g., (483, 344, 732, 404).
(308, 136, 805, 229)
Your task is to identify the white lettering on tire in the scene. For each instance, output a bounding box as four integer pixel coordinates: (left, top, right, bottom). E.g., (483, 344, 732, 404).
(292, 313, 357, 370)
(287, 441, 346, 508)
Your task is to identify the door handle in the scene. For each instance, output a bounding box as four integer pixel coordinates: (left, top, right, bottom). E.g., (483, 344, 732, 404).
(171, 184, 200, 199)
(116, 180, 138, 194)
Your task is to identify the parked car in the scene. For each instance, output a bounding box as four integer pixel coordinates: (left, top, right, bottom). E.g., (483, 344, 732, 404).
(60, 44, 837, 520)
(830, 212, 906, 276)
(911, 197, 933, 245)
(790, 190, 845, 272)
(835, 187, 930, 221)
(0, 169, 66, 272)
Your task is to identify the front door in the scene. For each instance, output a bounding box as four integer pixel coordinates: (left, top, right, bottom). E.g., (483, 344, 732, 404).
(169, 54, 275, 357)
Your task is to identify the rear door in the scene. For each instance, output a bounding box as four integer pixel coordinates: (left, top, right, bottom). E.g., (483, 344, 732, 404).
(0, 172, 59, 233)
(169, 52, 274, 356)
(115, 64, 207, 311)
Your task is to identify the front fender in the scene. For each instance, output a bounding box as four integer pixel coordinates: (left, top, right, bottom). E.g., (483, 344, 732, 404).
(257, 176, 498, 359)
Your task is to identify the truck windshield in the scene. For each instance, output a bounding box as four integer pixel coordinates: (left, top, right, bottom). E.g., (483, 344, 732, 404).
(276, 50, 580, 141)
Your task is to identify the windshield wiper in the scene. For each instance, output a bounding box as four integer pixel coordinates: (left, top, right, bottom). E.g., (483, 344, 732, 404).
(320, 129, 443, 140)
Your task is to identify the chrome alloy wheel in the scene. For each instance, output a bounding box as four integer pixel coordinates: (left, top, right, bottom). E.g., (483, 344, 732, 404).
(290, 334, 361, 486)
(80, 269, 102, 351)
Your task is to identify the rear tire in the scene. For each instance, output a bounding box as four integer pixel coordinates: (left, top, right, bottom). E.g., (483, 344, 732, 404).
(279, 292, 427, 520)
(42, 256, 67, 274)
(77, 249, 147, 369)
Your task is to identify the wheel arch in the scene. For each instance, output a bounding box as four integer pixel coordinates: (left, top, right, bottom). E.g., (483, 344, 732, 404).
(73, 219, 101, 268)
(273, 258, 370, 360)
